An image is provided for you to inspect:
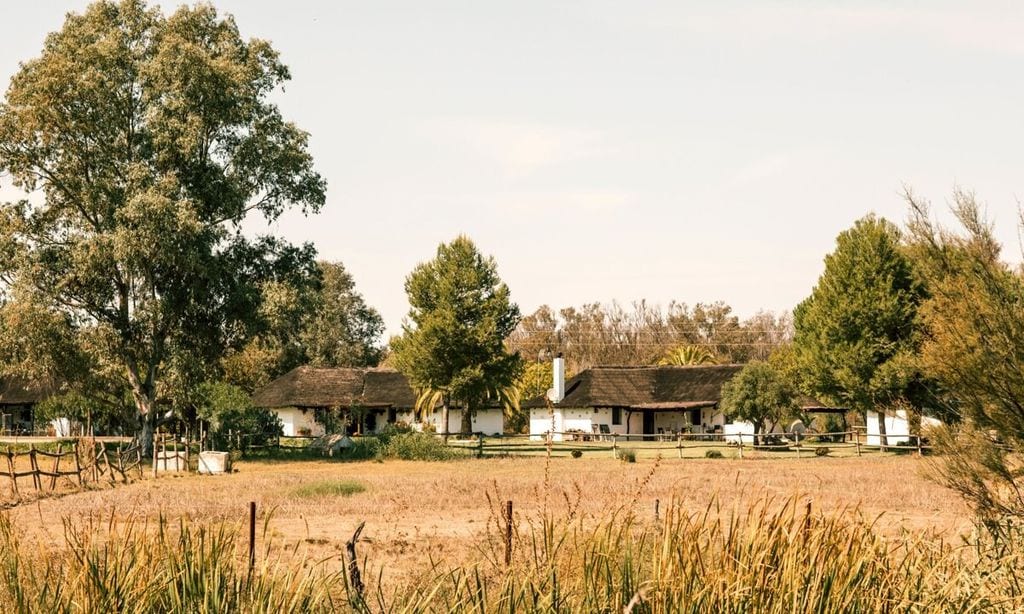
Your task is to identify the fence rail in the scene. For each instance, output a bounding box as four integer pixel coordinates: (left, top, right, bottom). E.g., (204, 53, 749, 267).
(2, 441, 143, 500)
(428, 429, 933, 459)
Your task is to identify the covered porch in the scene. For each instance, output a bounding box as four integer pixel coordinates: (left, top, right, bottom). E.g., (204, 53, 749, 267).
(623, 401, 723, 438)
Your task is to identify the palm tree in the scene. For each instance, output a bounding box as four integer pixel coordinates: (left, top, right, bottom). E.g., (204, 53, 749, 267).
(413, 384, 520, 438)
(658, 345, 719, 366)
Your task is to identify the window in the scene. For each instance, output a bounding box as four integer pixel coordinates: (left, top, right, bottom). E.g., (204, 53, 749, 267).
(612, 407, 622, 425)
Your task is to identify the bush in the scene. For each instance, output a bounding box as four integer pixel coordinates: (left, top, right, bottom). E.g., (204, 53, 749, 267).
(341, 437, 382, 460)
(376, 421, 414, 447)
(815, 447, 831, 457)
(705, 450, 724, 459)
(384, 432, 456, 461)
(215, 406, 283, 452)
(618, 448, 637, 463)
(570, 449, 583, 459)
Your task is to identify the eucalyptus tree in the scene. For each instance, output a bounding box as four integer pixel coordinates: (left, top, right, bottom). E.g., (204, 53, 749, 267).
(0, 1, 325, 452)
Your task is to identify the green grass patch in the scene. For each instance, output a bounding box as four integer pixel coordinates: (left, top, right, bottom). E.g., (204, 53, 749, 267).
(292, 479, 366, 498)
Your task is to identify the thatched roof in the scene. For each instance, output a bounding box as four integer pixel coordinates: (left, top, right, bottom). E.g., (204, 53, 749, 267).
(522, 364, 744, 410)
(251, 367, 417, 409)
(0, 377, 56, 406)
(522, 364, 836, 411)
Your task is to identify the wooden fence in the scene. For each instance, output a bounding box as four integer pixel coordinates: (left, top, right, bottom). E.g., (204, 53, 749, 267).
(2, 441, 143, 499)
(435, 429, 934, 459)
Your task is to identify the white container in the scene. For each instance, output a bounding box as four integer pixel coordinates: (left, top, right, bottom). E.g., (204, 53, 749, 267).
(198, 451, 231, 475)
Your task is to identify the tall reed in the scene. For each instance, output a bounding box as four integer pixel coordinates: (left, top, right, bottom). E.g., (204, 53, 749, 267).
(0, 512, 344, 613)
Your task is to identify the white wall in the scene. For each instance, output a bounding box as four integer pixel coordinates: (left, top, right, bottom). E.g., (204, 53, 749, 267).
(530, 407, 561, 440)
(416, 408, 505, 435)
(276, 407, 324, 437)
(865, 409, 941, 446)
(529, 407, 731, 440)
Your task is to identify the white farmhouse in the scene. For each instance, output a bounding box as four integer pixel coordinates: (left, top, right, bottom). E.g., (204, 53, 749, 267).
(252, 366, 505, 436)
(523, 358, 745, 441)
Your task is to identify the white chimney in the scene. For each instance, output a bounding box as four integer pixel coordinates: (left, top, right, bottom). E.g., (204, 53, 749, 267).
(547, 353, 565, 403)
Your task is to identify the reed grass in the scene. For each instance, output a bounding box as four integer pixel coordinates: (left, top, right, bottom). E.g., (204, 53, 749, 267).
(378, 495, 1022, 613)
(0, 512, 344, 613)
(2, 451, 1018, 613)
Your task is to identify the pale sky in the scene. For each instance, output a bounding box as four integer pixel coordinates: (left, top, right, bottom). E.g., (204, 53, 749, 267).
(3, 1, 1024, 336)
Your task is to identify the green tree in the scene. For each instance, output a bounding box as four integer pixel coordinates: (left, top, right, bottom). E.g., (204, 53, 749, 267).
(300, 261, 385, 368)
(907, 190, 1024, 539)
(792, 216, 930, 447)
(222, 261, 384, 392)
(719, 361, 798, 444)
(0, 0, 325, 453)
(391, 236, 523, 437)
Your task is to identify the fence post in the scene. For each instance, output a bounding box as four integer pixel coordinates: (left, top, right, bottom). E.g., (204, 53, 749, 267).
(5, 447, 18, 497)
(855, 431, 861, 457)
(248, 501, 257, 574)
(73, 442, 83, 487)
(504, 500, 513, 566)
(916, 434, 923, 457)
(153, 432, 159, 479)
(49, 443, 62, 490)
(677, 434, 683, 459)
(477, 433, 484, 459)
(612, 434, 618, 459)
(738, 435, 744, 459)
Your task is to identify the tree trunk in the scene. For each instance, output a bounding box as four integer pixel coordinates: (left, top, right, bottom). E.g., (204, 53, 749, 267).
(754, 423, 762, 447)
(460, 406, 473, 435)
(132, 392, 158, 457)
(441, 402, 449, 443)
(876, 410, 888, 451)
(138, 411, 155, 457)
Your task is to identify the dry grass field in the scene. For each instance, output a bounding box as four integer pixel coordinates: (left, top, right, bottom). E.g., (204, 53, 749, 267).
(4, 453, 970, 589)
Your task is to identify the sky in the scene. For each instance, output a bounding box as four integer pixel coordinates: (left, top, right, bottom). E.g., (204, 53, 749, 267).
(3, 1, 1024, 336)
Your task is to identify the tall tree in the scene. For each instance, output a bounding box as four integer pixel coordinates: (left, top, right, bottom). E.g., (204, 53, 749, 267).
(391, 236, 523, 436)
(0, 1, 325, 452)
(792, 215, 930, 447)
(301, 261, 385, 368)
(222, 261, 384, 392)
(907, 190, 1023, 538)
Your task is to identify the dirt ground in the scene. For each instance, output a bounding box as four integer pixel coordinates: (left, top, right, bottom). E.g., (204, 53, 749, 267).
(4, 455, 971, 584)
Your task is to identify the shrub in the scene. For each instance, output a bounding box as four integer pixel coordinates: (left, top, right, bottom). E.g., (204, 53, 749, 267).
(214, 406, 283, 452)
(376, 421, 414, 447)
(341, 437, 381, 460)
(618, 448, 637, 463)
(570, 449, 583, 459)
(384, 432, 456, 461)
(705, 450, 724, 459)
(815, 447, 831, 457)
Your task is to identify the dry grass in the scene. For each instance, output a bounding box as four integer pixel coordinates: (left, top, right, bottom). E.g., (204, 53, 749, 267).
(4, 454, 969, 590)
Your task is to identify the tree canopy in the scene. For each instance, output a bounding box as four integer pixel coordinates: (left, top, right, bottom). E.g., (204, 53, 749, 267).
(507, 301, 792, 373)
(719, 361, 798, 443)
(390, 236, 523, 435)
(222, 261, 384, 392)
(907, 190, 1024, 536)
(0, 0, 325, 451)
(792, 215, 933, 442)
